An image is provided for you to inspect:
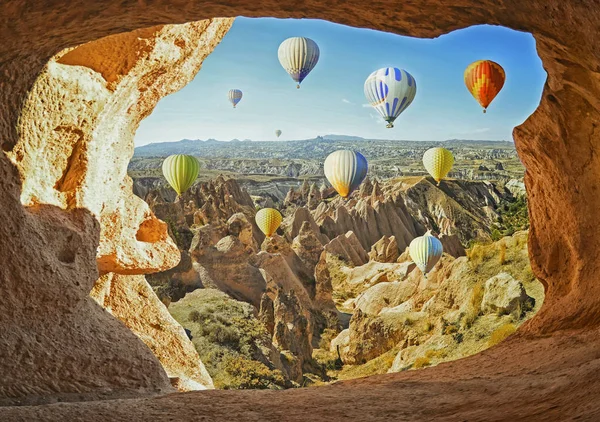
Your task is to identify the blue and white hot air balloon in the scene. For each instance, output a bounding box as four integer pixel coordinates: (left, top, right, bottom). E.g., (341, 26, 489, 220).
(364, 67, 417, 128)
(278, 37, 320, 89)
(228, 89, 243, 108)
(323, 150, 368, 199)
(409, 231, 443, 276)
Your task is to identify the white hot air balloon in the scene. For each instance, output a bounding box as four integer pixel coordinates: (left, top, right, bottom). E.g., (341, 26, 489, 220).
(228, 89, 243, 108)
(278, 37, 320, 89)
(323, 150, 368, 199)
(409, 231, 443, 276)
(364, 67, 417, 128)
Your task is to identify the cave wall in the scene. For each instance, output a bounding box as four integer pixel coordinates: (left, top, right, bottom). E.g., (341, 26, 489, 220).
(5, 19, 233, 392)
(0, 0, 599, 405)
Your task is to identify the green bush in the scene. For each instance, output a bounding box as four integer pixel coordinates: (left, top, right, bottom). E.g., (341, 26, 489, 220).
(221, 356, 286, 390)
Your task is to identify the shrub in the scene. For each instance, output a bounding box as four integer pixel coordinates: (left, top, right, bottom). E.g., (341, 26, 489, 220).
(443, 324, 458, 335)
(462, 281, 484, 328)
(488, 323, 517, 347)
(413, 357, 431, 369)
(425, 348, 448, 360)
(499, 242, 507, 265)
(467, 244, 485, 269)
(423, 320, 435, 332)
(318, 328, 339, 350)
(222, 356, 286, 390)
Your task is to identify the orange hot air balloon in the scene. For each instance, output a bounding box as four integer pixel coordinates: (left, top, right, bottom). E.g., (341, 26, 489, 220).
(464, 60, 505, 113)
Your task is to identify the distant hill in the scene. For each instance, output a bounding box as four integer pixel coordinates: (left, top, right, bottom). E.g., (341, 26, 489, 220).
(133, 136, 513, 159)
(322, 134, 367, 141)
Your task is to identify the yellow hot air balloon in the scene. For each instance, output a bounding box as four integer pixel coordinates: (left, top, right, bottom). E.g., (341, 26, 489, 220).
(255, 208, 282, 237)
(422, 147, 454, 185)
(464, 60, 505, 113)
(409, 231, 443, 276)
(161, 154, 200, 196)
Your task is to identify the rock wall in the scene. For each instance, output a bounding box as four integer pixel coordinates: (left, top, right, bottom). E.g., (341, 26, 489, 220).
(0, 0, 599, 413)
(0, 18, 232, 402)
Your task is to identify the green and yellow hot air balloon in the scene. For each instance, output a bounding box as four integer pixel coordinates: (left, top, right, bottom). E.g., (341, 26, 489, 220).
(409, 231, 443, 277)
(255, 208, 283, 237)
(161, 154, 200, 196)
(422, 147, 454, 185)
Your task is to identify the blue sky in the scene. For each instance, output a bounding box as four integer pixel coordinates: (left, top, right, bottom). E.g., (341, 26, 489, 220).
(134, 18, 546, 146)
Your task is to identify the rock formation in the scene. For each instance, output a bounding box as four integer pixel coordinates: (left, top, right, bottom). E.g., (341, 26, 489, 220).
(368, 235, 400, 263)
(0, 18, 234, 402)
(91, 274, 214, 390)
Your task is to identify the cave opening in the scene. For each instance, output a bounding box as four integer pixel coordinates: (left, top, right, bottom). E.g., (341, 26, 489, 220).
(35, 17, 545, 391)
(2, 2, 600, 419)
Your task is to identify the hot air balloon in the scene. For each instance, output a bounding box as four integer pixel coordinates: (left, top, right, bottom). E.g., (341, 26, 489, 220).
(422, 147, 454, 185)
(278, 37, 320, 89)
(324, 150, 368, 199)
(464, 60, 505, 113)
(275, 130, 282, 138)
(255, 208, 283, 237)
(409, 231, 443, 276)
(364, 67, 417, 128)
(162, 154, 200, 196)
(228, 89, 243, 108)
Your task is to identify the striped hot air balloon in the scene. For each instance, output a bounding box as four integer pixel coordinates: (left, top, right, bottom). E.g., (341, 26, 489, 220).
(278, 37, 320, 88)
(364, 67, 417, 128)
(422, 147, 454, 185)
(228, 89, 243, 108)
(162, 154, 200, 196)
(464, 60, 505, 113)
(255, 208, 283, 237)
(409, 231, 443, 276)
(324, 150, 368, 199)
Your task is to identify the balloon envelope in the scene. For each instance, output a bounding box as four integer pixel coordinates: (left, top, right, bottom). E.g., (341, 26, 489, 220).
(278, 37, 320, 88)
(422, 147, 454, 184)
(464, 60, 505, 112)
(409, 232, 443, 275)
(162, 154, 200, 195)
(324, 150, 368, 198)
(275, 130, 282, 138)
(364, 67, 417, 128)
(228, 89, 243, 108)
(255, 208, 283, 237)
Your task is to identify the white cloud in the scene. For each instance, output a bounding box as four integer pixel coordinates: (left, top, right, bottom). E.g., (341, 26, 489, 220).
(362, 103, 372, 108)
(453, 127, 491, 136)
(342, 98, 353, 104)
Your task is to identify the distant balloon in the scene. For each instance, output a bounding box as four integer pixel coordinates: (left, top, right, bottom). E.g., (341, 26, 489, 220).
(275, 130, 282, 138)
(162, 154, 200, 196)
(278, 37, 320, 88)
(324, 150, 368, 199)
(422, 147, 454, 185)
(409, 231, 443, 276)
(364, 67, 417, 128)
(228, 89, 243, 108)
(464, 60, 505, 113)
(255, 208, 283, 237)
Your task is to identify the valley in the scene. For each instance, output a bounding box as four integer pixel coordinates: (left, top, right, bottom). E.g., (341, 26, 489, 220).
(129, 140, 538, 389)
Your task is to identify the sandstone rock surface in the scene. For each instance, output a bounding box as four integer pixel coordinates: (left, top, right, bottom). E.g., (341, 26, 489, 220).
(91, 274, 214, 390)
(481, 273, 534, 315)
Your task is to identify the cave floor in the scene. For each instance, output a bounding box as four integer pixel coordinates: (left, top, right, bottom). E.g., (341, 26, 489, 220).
(2, 327, 600, 421)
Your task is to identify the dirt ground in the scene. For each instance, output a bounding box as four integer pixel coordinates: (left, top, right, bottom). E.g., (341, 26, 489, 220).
(2, 326, 599, 421)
